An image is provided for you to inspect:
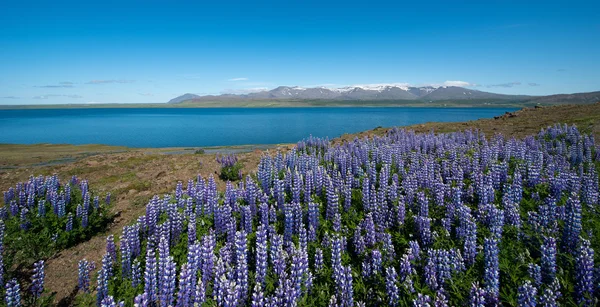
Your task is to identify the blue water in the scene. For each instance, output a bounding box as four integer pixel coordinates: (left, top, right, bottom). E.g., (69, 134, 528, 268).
(0, 108, 516, 147)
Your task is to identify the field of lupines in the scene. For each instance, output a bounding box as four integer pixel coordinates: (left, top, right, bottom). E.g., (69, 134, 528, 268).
(3, 124, 600, 306)
(0, 176, 113, 306)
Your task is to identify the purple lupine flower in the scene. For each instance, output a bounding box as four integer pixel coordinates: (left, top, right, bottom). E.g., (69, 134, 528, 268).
(176, 264, 195, 307)
(434, 290, 449, 307)
(134, 293, 148, 307)
(414, 216, 432, 247)
(5, 278, 21, 307)
(528, 263, 542, 287)
(353, 226, 365, 255)
(326, 177, 339, 221)
(315, 248, 324, 271)
(19, 207, 29, 230)
(483, 237, 499, 304)
(144, 247, 158, 303)
(517, 280, 537, 307)
(106, 235, 117, 264)
(101, 252, 113, 280)
(96, 266, 110, 307)
(363, 213, 376, 247)
(131, 259, 142, 288)
(0, 252, 4, 288)
(194, 276, 206, 306)
(236, 231, 249, 302)
(242, 205, 252, 234)
(413, 293, 432, 307)
(408, 240, 421, 261)
(539, 287, 558, 307)
(255, 225, 268, 285)
(469, 282, 486, 307)
(563, 192, 582, 254)
(333, 212, 342, 232)
(575, 238, 595, 306)
(188, 216, 197, 246)
(335, 265, 353, 307)
(541, 236, 557, 284)
(201, 232, 215, 286)
(331, 235, 343, 274)
(159, 256, 176, 307)
(251, 282, 265, 307)
(80, 206, 88, 228)
(66, 213, 73, 232)
(78, 259, 91, 293)
(31, 260, 45, 298)
(187, 243, 202, 279)
(386, 267, 399, 306)
(37, 199, 45, 217)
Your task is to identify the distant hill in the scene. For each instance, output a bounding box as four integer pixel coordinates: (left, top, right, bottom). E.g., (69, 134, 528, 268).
(528, 91, 600, 105)
(168, 93, 201, 104)
(167, 85, 600, 106)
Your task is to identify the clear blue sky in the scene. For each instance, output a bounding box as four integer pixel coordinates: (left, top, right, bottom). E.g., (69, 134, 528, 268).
(1, 0, 599, 104)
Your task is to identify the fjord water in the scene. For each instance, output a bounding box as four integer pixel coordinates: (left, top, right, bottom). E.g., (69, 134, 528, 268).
(0, 108, 516, 147)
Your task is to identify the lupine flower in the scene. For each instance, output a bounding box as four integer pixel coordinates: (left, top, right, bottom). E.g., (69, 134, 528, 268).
(236, 231, 249, 302)
(5, 278, 21, 307)
(134, 293, 148, 307)
(563, 192, 582, 254)
(386, 267, 399, 306)
(413, 293, 432, 307)
(315, 248, 324, 271)
(541, 236, 557, 284)
(144, 247, 158, 303)
(106, 235, 117, 264)
(97, 266, 110, 307)
(131, 259, 142, 288)
(469, 282, 486, 307)
(517, 280, 537, 307)
(251, 282, 265, 307)
(539, 287, 558, 307)
(159, 256, 176, 307)
(483, 237, 499, 304)
(31, 260, 45, 298)
(176, 264, 195, 307)
(78, 259, 91, 293)
(575, 238, 595, 306)
(255, 225, 268, 285)
(528, 263, 542, 287)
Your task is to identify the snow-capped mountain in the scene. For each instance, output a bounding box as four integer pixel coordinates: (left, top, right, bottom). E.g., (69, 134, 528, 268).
(168, 85, 533, 103)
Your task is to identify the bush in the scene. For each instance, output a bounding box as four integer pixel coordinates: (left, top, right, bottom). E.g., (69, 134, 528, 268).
(219, 162, 243, 181)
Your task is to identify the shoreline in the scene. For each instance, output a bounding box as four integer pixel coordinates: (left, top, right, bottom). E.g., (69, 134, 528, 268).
(3, 103, 600, 168)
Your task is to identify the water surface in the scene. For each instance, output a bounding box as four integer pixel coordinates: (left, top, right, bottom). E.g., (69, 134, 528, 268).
(0, 108, 516, 147)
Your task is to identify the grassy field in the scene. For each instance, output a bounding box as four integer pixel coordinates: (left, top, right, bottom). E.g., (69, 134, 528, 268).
(1, 103, 600, 304)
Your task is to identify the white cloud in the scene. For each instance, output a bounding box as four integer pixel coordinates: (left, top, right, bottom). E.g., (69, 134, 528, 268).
(442, 80, 474, 87)
(486, 81, 521, 88)
(33, 94, 82, 99)
(227, 77, 249, 82)
(86, 80, 135, 84)
(221, 87, 268, 94)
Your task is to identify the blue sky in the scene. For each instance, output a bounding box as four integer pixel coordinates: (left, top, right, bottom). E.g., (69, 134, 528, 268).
(1, 0, 599, 104)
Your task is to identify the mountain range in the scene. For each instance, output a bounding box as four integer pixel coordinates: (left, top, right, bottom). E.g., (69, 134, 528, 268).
(168, 85, 600, 105)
